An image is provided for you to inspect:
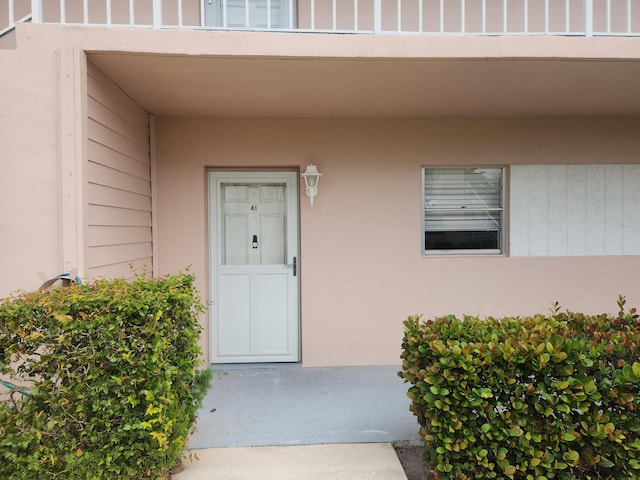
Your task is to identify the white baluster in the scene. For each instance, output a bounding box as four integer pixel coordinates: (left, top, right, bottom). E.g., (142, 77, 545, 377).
(503, 0, 507, 33)
(354, 0, 358, 31)
(544, 0, 549, 33)
(30, 0, 43, 23)
(222, 0, 227, 27)
(584, 0, 593, 35)
(153, 0, 162, 28)
(332, 0, 336, 30)
(289, 0, 294, 29)
(482, 0, 486, 33)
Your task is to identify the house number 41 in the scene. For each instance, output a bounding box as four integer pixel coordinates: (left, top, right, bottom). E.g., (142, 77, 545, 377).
(250, 205, 257, 211)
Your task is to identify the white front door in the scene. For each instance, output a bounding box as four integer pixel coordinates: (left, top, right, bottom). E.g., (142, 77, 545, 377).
(204, 0, 294, 28)
(209, 171, 299, 363)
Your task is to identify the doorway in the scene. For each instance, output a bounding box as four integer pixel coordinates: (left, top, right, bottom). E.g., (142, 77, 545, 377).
(209, 170, 300, 363)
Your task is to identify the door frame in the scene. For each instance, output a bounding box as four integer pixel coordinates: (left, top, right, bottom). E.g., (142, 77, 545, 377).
(207, 169, 301, 364)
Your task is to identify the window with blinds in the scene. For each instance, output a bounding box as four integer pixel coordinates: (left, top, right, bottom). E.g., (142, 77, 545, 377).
(423, 167, 504, 254)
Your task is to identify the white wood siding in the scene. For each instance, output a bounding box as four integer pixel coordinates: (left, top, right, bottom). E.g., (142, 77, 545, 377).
(86, 62, 152, 280)
(510, 165, 640, 257)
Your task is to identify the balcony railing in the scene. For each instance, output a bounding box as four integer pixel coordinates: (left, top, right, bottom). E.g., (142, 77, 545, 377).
(2, 0, 639, 37)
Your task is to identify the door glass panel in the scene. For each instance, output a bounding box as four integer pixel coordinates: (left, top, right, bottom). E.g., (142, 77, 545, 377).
(221, 182, 287, 265)
(224, 215, 249, 264)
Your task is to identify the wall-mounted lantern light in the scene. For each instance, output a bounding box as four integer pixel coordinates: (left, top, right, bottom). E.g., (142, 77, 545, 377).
(301, 164, 322, 206)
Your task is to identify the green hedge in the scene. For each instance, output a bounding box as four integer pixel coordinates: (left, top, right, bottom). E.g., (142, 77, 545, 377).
(399, 297, 640, 480)
(0, 272, 212, 479)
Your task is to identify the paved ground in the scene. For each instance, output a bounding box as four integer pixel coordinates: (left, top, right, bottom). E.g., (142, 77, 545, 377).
(187, 364, 421, 448)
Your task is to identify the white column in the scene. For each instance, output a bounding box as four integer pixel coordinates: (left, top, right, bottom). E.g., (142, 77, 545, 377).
(374, 0, 381, 33)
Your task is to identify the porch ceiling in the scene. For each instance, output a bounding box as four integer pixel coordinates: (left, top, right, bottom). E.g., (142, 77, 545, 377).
(88, 52, 640, 117)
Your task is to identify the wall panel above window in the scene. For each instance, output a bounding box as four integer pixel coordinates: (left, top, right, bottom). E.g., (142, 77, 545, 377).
(510, 164, 640, 257)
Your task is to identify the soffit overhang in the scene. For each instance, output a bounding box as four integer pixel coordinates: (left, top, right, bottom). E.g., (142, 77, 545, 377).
(84, 33, 640, 117)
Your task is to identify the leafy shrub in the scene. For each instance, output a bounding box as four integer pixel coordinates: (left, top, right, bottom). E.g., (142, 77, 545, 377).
(0, 272, 212, 479)
(399, 296, 640, 480)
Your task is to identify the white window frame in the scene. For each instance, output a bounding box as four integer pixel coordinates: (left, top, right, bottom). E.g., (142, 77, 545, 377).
(422, 166, 506, 255)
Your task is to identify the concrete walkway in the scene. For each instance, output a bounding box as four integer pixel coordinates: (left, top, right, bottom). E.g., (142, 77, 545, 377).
(172, 364, 421, 479)
(173, 443, 409, 480)
(187, 364, 420, 448)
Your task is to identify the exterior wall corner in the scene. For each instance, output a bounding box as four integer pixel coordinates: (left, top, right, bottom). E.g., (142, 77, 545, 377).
(57, 47, 88, 279)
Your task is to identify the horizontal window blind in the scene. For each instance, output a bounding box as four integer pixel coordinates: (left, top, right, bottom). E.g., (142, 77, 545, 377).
(424, 168, 503, 253)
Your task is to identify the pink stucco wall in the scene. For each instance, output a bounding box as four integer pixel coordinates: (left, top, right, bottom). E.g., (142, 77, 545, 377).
(2, 23, 640, 366)
(0, 47, 60, 295)
(154, 117, 640, 366)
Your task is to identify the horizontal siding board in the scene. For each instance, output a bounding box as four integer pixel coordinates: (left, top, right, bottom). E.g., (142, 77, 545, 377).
(85, 65, 154, 281)
(88, 141, 150, 178)
(87, 243, 153, 269)
(88, 205, 152, 227)
(87, 258, 152, 281)
(88, 119, 149, 164)
(87, 183, 151, 212)
(88, 96, 149, 150)
(87, 161, 151, 197)
(88, 226, 152, 247)
(87, 62, 149, 128)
